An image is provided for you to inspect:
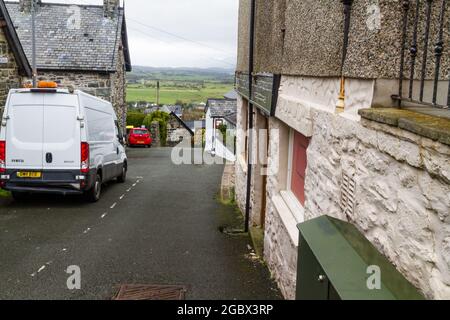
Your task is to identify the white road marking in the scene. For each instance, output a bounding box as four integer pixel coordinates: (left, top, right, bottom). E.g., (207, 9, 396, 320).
(31, 264, 48, 277)
(28, 175, 145, 279)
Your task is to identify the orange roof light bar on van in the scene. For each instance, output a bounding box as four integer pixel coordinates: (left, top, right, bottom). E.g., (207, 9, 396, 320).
(37, 81, 58, 89)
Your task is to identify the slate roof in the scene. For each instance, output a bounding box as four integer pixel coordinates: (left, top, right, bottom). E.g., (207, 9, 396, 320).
(185, 120, 205, 130)
(5, 2, 131, 72)
(164, 105, 183, 116)
(0, 0, 31, 76)
(223, 89, 237, 100)
(206, 99, 237, 118)
(224, 112, 237, 126)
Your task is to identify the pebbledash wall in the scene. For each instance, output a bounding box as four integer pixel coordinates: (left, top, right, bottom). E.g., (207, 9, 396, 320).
(235, 0, 450, 300)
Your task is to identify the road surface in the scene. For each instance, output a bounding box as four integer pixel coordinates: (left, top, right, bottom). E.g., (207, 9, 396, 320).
(0, 147, 280, 300)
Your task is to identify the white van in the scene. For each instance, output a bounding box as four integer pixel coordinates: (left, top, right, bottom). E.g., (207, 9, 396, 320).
(0, 86, 127, 202)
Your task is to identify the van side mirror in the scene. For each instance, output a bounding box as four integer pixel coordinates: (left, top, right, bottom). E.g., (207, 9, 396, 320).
(114, 120, 124, 144)
(117, 133, 124, 144)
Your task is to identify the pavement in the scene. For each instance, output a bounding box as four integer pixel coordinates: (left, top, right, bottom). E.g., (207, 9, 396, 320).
(0, 147, 281, 300)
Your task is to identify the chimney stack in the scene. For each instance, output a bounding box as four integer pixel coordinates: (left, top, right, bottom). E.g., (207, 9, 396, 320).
(19, 0, 41, 13)
(104, 0, 120, 19)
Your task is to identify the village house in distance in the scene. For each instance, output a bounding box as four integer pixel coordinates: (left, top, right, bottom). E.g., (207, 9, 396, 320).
(235, 0, 449, 299)
(0, 0, 31, 116)
(4, 0, 131, 129)
(204, 97, 237, 161)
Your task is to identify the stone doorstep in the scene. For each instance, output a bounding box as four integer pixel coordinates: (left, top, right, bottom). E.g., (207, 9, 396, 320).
(358, 108, 450, 146)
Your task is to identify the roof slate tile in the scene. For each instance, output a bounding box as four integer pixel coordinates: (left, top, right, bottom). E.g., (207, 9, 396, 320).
(5, 2, 123, 72)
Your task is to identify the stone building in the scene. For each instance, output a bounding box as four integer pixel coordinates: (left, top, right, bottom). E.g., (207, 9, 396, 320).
(0, 0, 31, 116)
(235, 0, 449, 299)
(5, 0, 131, 129)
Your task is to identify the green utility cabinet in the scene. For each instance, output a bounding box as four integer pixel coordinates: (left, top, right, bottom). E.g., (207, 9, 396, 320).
(296, 216, 425, 300)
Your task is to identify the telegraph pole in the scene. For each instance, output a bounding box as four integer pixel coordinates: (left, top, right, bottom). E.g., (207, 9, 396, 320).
(156, 80, 160, 105)
(31, 0, 37, 87)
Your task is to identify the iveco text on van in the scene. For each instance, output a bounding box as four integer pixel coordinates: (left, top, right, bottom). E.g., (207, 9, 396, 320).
(0, 85, 127, 202)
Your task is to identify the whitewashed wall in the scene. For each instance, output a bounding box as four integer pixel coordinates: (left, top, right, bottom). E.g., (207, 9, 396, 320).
(262, 76, 450, 299)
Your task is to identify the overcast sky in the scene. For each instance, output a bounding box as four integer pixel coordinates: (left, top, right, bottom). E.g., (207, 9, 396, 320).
(30, 0, 239, 69)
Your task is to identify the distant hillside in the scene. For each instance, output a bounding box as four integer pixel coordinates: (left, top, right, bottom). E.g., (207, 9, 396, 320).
(127, 66, 235, 83)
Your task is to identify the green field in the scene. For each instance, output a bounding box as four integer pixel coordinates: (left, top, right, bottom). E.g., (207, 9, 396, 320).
(127, 82, 234, 105)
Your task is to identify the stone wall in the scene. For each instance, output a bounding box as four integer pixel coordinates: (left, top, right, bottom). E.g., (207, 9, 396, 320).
(150, 121, 161, 147)
(262, 75, 450, 299)
(0, 28, 23, 117)
(234, 95, 268, 227)
(263, 116, 298, 300)
(110, 39, 127, 129)
(304, 109, 450, 300)
(235, 96, 248, 214)
(37, 70, 111, 98)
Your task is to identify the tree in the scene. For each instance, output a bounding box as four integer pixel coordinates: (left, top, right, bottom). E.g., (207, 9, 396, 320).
(126, 112, 146, 128)
(217, 123, 228, 145)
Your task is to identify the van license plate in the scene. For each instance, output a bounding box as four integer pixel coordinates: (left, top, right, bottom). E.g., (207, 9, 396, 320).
(17, 172, 42, 178)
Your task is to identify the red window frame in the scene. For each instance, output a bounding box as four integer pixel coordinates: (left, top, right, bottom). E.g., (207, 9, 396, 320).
(291, 131, 310, 205)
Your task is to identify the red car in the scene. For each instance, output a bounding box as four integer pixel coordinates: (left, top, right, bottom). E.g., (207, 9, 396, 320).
(128, 128, 152, 148)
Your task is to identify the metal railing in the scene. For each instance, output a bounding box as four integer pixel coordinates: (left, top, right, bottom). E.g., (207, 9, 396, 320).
(394, 0, 449, 109)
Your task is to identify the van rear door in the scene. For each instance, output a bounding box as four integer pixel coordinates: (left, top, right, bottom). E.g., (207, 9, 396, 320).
(5, 93, 44, 169)
(42, 94, 81, 170)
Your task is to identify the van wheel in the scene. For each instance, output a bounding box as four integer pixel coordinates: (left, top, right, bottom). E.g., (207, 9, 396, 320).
(12, 192, 28, 202)
(86, 174, 102, 202)
(117, 165, 127, 183)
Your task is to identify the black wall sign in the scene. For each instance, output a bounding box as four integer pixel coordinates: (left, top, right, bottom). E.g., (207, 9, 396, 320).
(235, 72, 280, 116)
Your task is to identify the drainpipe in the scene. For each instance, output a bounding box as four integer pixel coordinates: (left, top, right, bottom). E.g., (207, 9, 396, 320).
(336, 0, 353, 112)
(244, 0, 256, 233)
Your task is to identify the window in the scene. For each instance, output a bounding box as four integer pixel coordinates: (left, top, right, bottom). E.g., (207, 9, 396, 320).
(290, 130, 310, 205)
(215, 119, 224, 129)
(131, 129, 148, 135)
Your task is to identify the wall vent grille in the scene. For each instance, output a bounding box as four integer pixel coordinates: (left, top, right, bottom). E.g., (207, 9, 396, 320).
(340, 172, 356, 217)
